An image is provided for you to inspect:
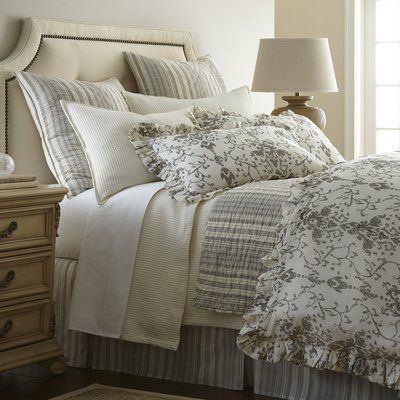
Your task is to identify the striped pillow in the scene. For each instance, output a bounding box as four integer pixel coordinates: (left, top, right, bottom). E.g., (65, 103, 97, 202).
(16, 72, 128, 197)
(61, 101, 197, 204)
(124, 53, 226, 99)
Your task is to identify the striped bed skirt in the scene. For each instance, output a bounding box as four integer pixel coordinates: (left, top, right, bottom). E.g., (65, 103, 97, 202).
(54, 258, 396, 400)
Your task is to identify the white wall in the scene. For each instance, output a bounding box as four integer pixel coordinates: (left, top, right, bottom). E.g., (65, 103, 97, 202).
(0, 0, 274, 113)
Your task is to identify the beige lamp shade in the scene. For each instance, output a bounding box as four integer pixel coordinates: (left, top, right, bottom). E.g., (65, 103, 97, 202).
(252, 38, 338, 93)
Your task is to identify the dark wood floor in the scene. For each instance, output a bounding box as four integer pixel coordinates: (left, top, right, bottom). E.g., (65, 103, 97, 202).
(0, 364, 277, 400)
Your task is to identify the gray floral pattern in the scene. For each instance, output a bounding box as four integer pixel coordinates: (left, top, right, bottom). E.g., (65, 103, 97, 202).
(127, 108, 199, 141)
(130, 125, 327, 203)
(192, 107, 345, 166)
(191, 106, 250, 130)
(128, 121, 197, 140)
(261, 111, 346, 166)
(237, 152, 400, 392)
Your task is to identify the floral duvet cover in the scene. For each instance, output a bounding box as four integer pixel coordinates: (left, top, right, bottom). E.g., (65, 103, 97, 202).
(237, 153, 400, 392)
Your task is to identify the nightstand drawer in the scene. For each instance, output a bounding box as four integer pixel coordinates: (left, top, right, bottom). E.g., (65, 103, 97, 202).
(0, 299, 51, 352)
(0, 205, 54, 251)
(0, 252, 52, 303)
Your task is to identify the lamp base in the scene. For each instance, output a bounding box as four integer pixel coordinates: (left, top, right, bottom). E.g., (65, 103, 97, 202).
(271, 95, 326, 130)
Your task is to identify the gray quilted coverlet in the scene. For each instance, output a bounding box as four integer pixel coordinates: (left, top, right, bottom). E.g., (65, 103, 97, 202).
(194, 179, 295, 314)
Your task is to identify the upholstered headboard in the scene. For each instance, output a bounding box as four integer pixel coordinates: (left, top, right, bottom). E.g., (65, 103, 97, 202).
(0, 18, 196, 183)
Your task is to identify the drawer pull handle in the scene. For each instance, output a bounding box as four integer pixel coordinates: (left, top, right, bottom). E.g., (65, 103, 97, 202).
(0, 270, 15, 289)
(0, 320, 13, 338)
(0, 221, 18, 239)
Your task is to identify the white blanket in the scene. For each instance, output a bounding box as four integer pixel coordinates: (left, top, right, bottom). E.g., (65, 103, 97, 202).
(68, 181, 164, 338)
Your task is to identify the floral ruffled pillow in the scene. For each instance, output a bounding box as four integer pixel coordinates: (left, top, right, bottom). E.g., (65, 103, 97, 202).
(128, 106, 248, 140)
(128, 121, 196, 141)
(129, 125, 328, 203)
(192, 107, 345, 166)
(251, 110, 345, 166)
(191, 106, 250, 130)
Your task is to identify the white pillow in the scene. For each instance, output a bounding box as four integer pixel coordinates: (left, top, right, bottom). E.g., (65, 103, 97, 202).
(61, 101, 196, 204)
(123, 86, 252, 116)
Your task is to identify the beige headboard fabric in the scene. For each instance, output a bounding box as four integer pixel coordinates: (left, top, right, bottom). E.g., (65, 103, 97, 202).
(0, 18, 196, 183)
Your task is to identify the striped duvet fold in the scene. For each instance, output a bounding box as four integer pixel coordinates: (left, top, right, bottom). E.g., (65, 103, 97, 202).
(194, 179, 295, 314)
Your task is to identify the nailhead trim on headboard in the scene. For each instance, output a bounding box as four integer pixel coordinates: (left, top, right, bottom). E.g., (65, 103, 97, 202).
(4, 34, 188, 153)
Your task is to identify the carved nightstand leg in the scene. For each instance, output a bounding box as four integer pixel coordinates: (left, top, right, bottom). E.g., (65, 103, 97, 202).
(40, 356, 67, 375)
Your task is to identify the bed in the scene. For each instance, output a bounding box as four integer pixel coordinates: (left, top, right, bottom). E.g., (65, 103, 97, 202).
(0, 17, 397, 400)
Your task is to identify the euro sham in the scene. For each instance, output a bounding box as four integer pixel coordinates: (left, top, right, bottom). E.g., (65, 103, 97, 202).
(16, 71, 128, 196)
(130, 126, 328, 203)
(123, 86, 252, 116)
(61, 101, 196, 204)
(124, 53, 226, 99)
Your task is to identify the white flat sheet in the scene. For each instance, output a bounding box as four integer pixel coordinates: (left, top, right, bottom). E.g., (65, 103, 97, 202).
(57, 188, 94, 260)
(57, 182, 242, 348)
(68, 182, 164, 338)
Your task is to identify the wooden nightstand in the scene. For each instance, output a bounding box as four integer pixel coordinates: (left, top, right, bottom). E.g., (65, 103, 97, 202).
(0, 184, 68, 374)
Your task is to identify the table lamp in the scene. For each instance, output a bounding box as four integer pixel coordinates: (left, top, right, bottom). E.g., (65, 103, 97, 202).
(252, 38, 338, 130)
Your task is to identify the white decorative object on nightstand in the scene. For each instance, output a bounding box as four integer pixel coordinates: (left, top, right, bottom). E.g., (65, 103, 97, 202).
(0, 184, 68, 374)
(0, 154, 15, 175)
